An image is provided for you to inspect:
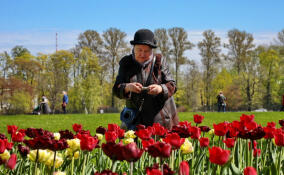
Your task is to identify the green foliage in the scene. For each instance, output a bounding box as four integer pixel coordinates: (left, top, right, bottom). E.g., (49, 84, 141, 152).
(6, 91, 32, 114)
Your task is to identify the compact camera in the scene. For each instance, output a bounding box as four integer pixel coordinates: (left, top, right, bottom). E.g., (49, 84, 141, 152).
(141, 86, 150, 93)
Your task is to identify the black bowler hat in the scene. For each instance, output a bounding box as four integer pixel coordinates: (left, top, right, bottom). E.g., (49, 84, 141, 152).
(130, 29, 157, 48)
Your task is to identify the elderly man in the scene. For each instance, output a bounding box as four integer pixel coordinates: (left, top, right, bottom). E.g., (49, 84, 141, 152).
(113, 29, 179, 130)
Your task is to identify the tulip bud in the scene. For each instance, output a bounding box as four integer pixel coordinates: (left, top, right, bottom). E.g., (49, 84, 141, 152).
(123, 138, 134, 144)
(209, 129, 215, 135)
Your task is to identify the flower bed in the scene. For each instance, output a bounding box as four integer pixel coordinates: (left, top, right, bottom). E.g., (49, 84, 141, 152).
(0, 114, 283, 175)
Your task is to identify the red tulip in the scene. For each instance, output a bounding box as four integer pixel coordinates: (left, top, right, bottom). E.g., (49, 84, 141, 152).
(244, 167, 257, 175)
(80, 135, 98, 151)
(190, 126, 201, 139)
(72, 123, 82, 133)
(199, 137, 209, 147)
(108, 124, 120, 133)
(6, 154, 17, 170)
(147, 142, 172, 158)
(102, 142, 125, 161)
(94, 170, 118, 175)
(146, 168, 162, 175)
(136, 128, 152, 140)
(12, 132, 26, 142)
(163, 133, 185, 149)
(105, 131, 118, 143)
(228, 126, 239, 138)
(263, 126, 275, 139)
(122, 142, 143, 162)
(199, 126, 211, 132)
(18, 144, 30, 157)
(240, 114, 255, 123)
(117, 128, 125, 139)
(152, 123, 167, 136)
(209, 146, 230, 165)
(279, 120, 284, 127)
(142, 139, 155, 150)
(245, 121, 258, 131)
(7, 125, 18, 135)
(171, 125, 191, 138)
(179, 161, 190, 175)
(253, 148, 261, 157)
(0, 139, 6, 153)
(274, 129, 284, 146)
(223, 138, 235, 148)
(213, 122, 229, 136)
(193, 114, 204, 124)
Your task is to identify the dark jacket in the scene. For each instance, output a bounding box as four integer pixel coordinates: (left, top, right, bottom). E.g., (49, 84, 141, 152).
(113, 54, 179, 129)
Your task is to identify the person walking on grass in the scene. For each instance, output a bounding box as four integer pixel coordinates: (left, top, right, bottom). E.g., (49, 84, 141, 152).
(62, 91, 68, 114)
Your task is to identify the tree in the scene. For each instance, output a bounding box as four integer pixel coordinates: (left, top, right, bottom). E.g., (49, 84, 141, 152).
(168, 27, 194, 89)
(46, 50, 74, 112)
(11, 45, 30, 58)
(102, 28, 128, 107)
(77, 30, 103, 54)
(277, 29, 284, 46)
(154, 28, 171, 60)
(259, 48, 280, 109)
(198, 30, 221, 110)
(224, 29, 255, 74)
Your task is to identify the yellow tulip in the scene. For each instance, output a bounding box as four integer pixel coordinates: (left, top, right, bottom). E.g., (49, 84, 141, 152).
(180, 138, 194, 154)
(124, 130, 136, 139)
(0, 150, 10, 161)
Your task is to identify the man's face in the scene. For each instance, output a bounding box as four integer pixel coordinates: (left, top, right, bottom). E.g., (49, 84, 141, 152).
(134, 44, 152, 63)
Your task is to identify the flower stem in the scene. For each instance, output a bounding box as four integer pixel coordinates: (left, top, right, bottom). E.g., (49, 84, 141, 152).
(52, 151, 57, 175)
(82, 152, 87, 175)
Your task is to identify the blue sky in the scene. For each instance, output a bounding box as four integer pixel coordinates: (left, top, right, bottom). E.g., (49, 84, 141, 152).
(1, 0, 284, 58)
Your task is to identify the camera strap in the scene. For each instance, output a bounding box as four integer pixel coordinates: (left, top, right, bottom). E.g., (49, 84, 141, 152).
(134, 56, 156, 125)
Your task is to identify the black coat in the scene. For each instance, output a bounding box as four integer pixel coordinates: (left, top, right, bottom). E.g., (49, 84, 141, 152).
(113, 54, 179, 129)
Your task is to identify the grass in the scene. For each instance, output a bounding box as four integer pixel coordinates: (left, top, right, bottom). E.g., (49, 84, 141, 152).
(0, 112, 283, 135)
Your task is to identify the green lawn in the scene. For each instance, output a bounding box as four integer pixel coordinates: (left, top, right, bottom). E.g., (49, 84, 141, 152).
(0, 112, 283, 135)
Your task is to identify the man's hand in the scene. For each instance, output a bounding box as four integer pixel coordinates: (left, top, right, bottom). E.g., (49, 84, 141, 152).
(125, 82, 143, 93)
(148, 84, 162, 95)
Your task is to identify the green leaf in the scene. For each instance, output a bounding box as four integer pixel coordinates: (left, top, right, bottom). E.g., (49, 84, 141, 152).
(229, 163, 242, 175)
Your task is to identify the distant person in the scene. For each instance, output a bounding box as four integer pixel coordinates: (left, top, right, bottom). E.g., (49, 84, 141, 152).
(281, 94, 284, 111)
(62, 91, 68, 114)
(40, 95, 51, 114)
(217, 91, 226, 112)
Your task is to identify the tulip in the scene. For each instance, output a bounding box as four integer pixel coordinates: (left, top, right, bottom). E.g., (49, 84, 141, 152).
(7, 125, 18, 135)
(53, 172, 66, 175)
(105, 131, 118, 143)
(199, 137, 209, 148)
(147, 142, 172, 158)
(96, 126, 107, 135)
(208, 146, 230, 165)
(179, 161, 190, 175)
(53, 133, 61, 140)
(142, 139, 155, 150)
(80, 135, 98, 151)
(123, 138, 134, 145)
(223, 138, 235, 148)
(190, 126, 201, 139)
(0, 149, 10, 161)
(124, 130, 136, 139)
(279, 119, 284, 127)
(274, 129, 284, 146)
(180, 138, 194, 154)
(6, 154, 17, 170)
(193, 114, 204, 124)
(67, 138, 80, 151)
(94, 170, 118, 175)
(163, 133, 185, 149)
(95, 133, 104, 141)
(152, 123, 167, 136)
(122, 142, 143, 162)
(244, 167, 257, 175)
(0, 139, 6, 153)
(213, 122, 229, 136)
(72, 123, 82, 133)
(136, 128, 152, 140)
